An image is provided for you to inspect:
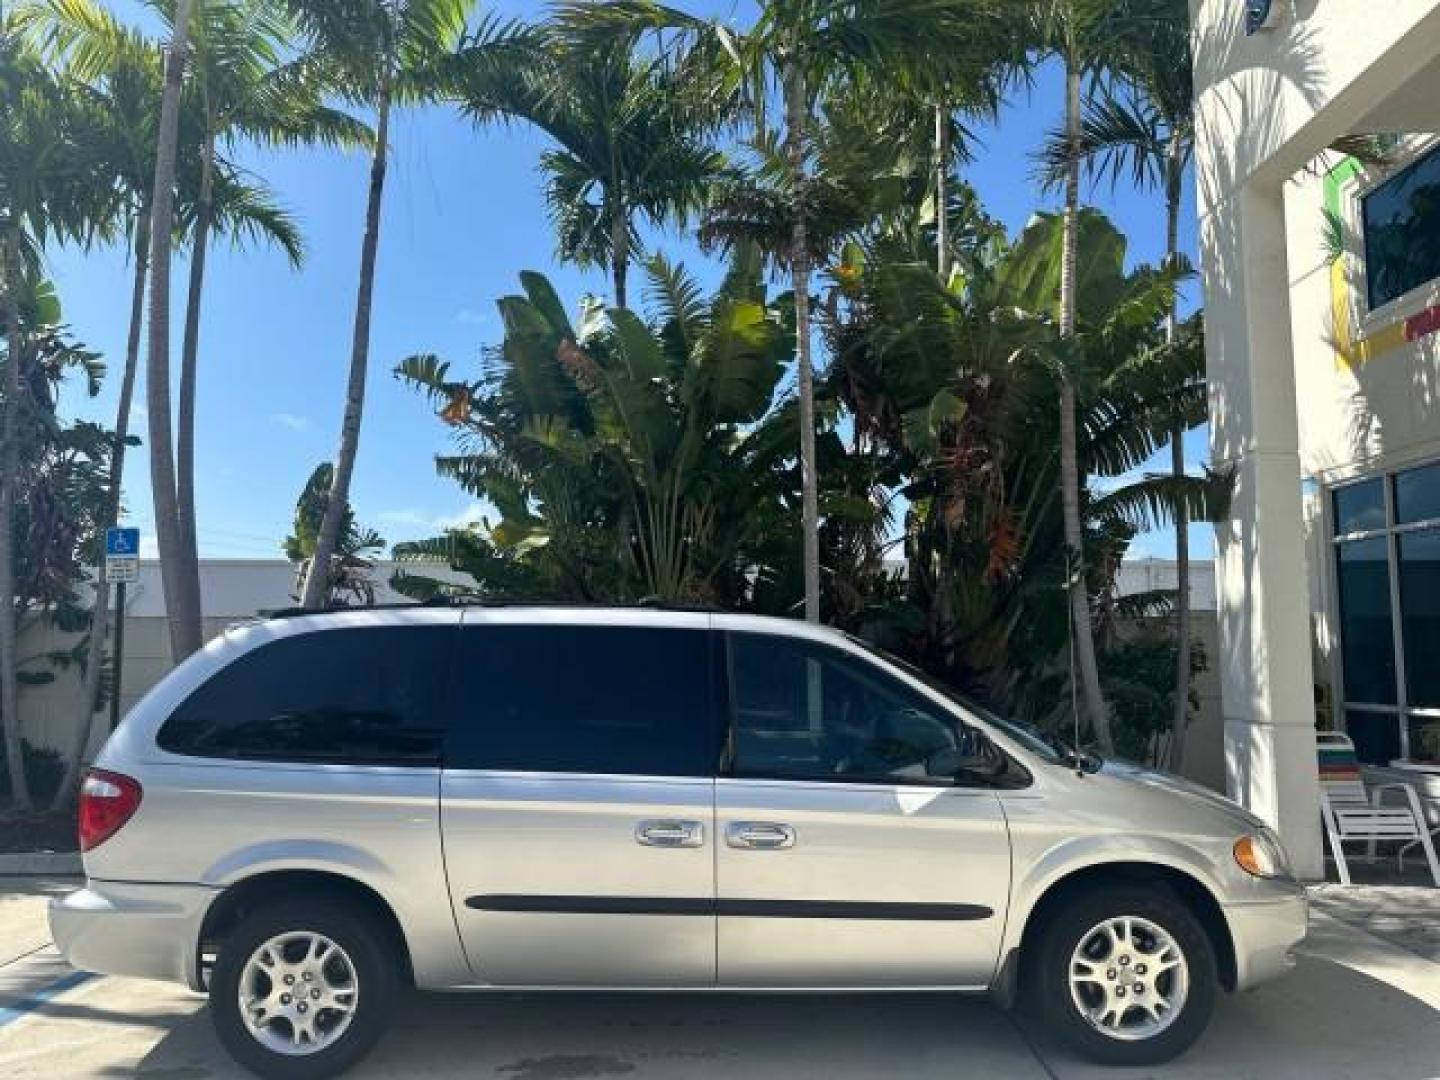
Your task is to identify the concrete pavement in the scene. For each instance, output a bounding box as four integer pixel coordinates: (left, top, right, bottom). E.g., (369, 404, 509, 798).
(1, 878, 1437, 1079)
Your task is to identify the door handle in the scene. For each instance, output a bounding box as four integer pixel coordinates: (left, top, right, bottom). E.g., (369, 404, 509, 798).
(726, 821, 796, 850)
(635, 819, 705, 848)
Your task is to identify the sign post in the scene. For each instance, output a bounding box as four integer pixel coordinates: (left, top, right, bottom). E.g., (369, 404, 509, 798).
(104, 528, 140, 730)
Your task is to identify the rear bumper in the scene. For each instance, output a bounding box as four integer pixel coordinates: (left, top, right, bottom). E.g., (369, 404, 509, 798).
(50, 880, 217, 991)
(1224, 884, 1309, 991)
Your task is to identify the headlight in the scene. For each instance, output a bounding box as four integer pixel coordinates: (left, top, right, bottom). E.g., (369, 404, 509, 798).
(1234, 829, 1292, 879)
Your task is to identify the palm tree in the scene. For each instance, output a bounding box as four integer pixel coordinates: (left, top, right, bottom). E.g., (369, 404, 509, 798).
(1038, 0, 1196, 763)
(293, 0, 524, 611)
(284, 462, 384, 607)
(23, 0, 321, 804)
(0, 18, 96, 808)
(559, 0, 1010, 623)
(1025, 0, 1163, 754)
(175, 0, 371, 632)
(140, 0, 199, 661)
(41, 27, 160, 809)
(458, 33, 722, 309)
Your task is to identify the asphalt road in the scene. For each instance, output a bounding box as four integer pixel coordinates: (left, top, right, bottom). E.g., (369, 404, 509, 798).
(2, 878, 1439, 1079)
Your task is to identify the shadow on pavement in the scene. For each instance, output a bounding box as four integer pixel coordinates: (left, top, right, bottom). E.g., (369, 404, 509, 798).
(107, 954, 1440, 1080)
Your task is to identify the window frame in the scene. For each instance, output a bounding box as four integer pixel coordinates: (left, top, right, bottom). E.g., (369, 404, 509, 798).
(1328, 459, 1440, 764)
(718, 630, 1028, 790)
(440, 622, 725, 779)
(1345, 136, 1440, 331)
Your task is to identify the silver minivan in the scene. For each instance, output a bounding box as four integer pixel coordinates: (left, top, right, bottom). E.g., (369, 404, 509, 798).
(52, 606, 1307, 1078)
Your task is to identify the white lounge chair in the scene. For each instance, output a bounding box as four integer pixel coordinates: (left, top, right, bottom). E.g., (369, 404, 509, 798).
(1317, 732, 1440, 887)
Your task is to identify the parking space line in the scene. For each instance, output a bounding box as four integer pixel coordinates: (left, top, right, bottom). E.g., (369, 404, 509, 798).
(0, 971, 95, 1031)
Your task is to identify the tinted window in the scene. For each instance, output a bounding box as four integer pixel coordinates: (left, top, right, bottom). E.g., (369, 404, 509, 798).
(158, 627, 453, 764)
(728, 632, 1016, 785)
(1336, 537, 1397, 705)
(1395, 462, 1440, 525)
(1346, 710, 1401, 767)
(447, 625, 715, 776)
(1333, 478, 1385, 535)
(1399, 529, 1440, 708)
(1362, 147, 1440, 311)
(845, 634, 1064, 764)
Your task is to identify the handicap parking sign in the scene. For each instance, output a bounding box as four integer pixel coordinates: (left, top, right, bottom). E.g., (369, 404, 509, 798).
(104, 527, 141, 582)
(105, 527, 140, 556)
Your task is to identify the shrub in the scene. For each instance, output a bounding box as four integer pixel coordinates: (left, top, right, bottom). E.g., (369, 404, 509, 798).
(0, 740, 65, 805)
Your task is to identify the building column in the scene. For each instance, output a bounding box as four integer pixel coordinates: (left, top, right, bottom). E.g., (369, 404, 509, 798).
(1205, 183, 1324, 879)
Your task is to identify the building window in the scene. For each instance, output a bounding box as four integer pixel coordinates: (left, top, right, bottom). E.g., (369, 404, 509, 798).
(1332, 461, 1440, 763)
(1361, 145, 1440, 312)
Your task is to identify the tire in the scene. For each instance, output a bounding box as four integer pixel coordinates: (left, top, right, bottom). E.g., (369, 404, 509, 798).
(1029, 885, 1218, 1066)
(210, 900, 396, 1080)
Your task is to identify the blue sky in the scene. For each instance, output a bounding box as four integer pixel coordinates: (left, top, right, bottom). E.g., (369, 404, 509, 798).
(50, 3, 1209, 563)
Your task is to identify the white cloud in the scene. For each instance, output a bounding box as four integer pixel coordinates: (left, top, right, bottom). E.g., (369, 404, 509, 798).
(139, 535, 160, 558)
(270, 412, 310, 432)
(378, 503, 487, 533)
(433, 503, 486, 531)
(377, 508, 433, 528)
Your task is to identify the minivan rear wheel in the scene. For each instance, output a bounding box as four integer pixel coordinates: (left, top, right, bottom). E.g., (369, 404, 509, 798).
(1030, 885, 1217, 1066)
(211, 900, 395, 1079)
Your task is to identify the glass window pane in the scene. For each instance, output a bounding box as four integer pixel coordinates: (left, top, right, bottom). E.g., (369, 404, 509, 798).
(1395, 462, 1440, 525)
(158, 627, 453, 764)
(729, 633, 971, 783)
(1345, 711, 1402, 766)
(1399, 529, 1440, 707)
(1361, 146, 1440, 310)
(1333, 479, 1386, 535)
(447, 625, 714, 776)
(1408, 716, 1440, 765)
(1336, 537, 1397, 705)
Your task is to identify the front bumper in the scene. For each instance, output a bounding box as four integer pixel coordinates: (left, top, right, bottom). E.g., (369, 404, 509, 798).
(1224, 883, 1309, 991)
(50, 880, 218, 991)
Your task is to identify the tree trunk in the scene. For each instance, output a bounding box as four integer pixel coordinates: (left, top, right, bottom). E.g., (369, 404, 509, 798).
(51, 213, 149, 811)
(175, 130, 212, 652)
(935, 103, 950, 280)
(610, 193, 628, 310)
(300, 86, 391, 611)
(784, 57, 821, 624)
(1164, 135, 1191, 772)
(1058, 57, 1114, 755)
(0, 227, 31, 809)
(145, 0, 201, 661)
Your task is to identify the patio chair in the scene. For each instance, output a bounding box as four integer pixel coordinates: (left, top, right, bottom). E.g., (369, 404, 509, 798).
(1318, 732, 1440, 886)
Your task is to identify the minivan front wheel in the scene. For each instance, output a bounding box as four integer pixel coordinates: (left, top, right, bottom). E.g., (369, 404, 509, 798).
(211, 901, 395, 1079)
(1032, 886, 1217, 1066)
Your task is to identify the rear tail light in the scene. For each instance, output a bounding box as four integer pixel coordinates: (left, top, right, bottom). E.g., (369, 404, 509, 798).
(78, 768, 143, 852)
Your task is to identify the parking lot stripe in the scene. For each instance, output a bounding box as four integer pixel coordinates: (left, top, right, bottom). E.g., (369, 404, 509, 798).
(0, 971, 94, 1031)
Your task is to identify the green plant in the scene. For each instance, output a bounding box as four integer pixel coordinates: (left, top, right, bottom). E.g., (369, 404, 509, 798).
(0, 738, 64, 805)
(1414, 722, 1440, 763)
(1099, 635, 1205, 765)
(283, 463, 384, 608)
(289, 0, 531, 611)
(394, 248, 796, 606)
(458, 28, 722, 309)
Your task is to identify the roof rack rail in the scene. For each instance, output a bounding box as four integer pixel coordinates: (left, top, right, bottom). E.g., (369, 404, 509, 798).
(257, 596, 727, 621)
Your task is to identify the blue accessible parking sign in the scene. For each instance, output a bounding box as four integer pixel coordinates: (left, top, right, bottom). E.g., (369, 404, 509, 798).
(105, 527, 139, 556)
(104, 527, 141, 582)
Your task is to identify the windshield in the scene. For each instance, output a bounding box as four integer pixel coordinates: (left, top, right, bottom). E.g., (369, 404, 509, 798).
(845, 635, 1065, 765)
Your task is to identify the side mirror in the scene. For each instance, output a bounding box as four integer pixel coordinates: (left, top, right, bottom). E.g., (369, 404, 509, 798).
(926, 730, 1000, 779)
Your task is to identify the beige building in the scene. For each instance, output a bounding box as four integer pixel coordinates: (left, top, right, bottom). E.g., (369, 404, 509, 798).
(1193, 0, 1440, 876)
